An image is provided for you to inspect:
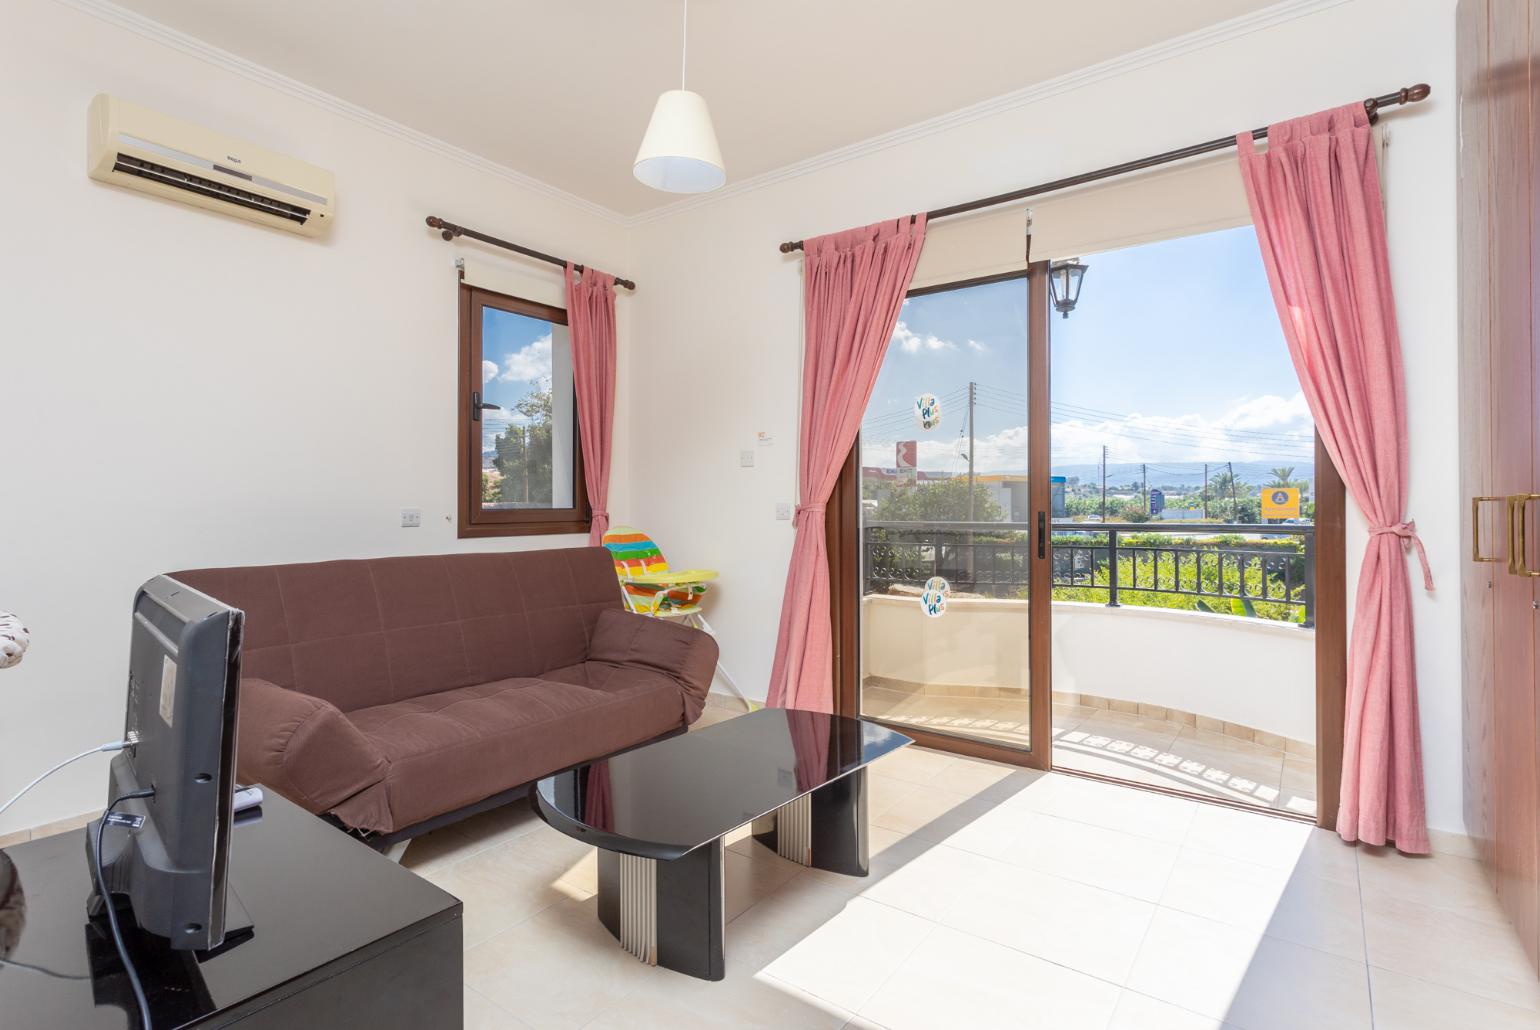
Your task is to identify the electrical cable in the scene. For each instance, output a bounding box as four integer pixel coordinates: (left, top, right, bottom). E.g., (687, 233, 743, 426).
(93, 787, 156, 1030)
(0, 738, 137, 821)
(0, 956, 91, 981)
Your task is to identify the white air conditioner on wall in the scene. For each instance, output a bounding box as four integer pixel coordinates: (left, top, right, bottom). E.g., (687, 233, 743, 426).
(86, 94, 335, 237)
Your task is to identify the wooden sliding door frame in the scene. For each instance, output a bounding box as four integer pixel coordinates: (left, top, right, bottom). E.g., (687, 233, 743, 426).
(828, 262, 1348, 830)
(831, 265, 1053, 771)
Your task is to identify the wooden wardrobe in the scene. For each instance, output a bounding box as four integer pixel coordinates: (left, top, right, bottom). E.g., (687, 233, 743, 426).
(1457, 0, 1540, 972)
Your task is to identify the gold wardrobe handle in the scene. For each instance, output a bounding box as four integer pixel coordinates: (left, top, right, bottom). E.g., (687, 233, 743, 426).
(1510, 494, 1540, 578)
(1473, 496, 1505, 562)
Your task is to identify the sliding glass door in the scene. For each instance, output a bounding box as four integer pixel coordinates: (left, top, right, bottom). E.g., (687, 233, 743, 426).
(847, 269, 1052, 766)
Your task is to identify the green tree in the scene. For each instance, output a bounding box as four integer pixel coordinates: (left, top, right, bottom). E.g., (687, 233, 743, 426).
(492, 385, 554, 506)
(872, 477, 1006, 522)
(1267, 466, 1295, 487)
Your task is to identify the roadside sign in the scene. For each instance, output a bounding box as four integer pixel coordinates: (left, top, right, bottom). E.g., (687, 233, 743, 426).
(1261, 487, 1300, 519)
(1149, 488, 1165, 515)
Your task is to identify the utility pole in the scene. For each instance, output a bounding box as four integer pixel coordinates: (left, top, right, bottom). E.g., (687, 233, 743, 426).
(1226, 461, 1238, 522)
(967, 381, 977, 521)
(1141, 463, 1148, 512)
(1203, 463, 1209, 519)
(1100, 445, 1108, 521)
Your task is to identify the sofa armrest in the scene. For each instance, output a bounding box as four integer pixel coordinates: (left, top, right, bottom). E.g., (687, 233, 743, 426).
(588, 609, 720, 723)
(237, 677, 388, 813)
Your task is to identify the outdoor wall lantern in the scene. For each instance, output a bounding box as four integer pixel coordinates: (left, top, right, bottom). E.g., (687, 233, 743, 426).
(1048, 258, 1088, 318)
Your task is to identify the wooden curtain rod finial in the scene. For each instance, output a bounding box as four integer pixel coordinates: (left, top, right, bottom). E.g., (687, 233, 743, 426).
(779, 241, 802, 254)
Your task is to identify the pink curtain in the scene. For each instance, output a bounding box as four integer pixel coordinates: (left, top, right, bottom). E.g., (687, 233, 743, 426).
(566, 264, 617, 545)
(1237, 104, 1433, 854)
(768, 216, 927, 712)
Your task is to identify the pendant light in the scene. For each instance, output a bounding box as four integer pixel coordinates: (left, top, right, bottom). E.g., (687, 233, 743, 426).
(633, 0, 725, 193)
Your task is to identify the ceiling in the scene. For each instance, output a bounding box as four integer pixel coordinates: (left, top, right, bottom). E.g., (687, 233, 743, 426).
(111, 0, 1280, 216)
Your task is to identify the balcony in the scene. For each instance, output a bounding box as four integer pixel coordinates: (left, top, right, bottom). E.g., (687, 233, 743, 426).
(860, 520, 1317, 815)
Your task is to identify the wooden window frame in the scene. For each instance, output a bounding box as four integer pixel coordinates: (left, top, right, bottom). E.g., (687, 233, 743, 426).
(457, 284, 591, 538)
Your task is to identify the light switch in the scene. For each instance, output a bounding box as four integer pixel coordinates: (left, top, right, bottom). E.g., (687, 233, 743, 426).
(775, 503, 792, 521)
(739, 449, 755, 468)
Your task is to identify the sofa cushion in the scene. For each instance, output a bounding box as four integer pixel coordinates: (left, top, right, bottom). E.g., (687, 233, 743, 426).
(332, 667, 686, 833)
(173, 548, 622, 712)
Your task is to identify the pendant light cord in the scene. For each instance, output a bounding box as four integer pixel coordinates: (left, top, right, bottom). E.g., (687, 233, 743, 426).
(681, 0, 688, 90)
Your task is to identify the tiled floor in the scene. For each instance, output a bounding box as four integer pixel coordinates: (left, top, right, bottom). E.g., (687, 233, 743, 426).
(409, 700, 1537, 1030)
(863, 684, 1315, 816)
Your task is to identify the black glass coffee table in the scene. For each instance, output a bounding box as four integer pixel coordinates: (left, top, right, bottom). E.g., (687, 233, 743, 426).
(531, 708, 910, 980)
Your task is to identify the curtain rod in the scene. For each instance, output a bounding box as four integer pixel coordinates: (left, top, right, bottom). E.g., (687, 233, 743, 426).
(777, 84, 1431, 254)
(425, 215, 637, 291)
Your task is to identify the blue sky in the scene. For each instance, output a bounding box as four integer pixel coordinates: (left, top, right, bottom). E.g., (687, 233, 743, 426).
(479, 307, 555, 457)
(860, 226, 1314, 476)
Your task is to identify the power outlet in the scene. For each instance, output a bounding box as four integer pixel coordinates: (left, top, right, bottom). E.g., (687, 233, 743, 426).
(739, 449, 755, 468)
(775, 502, 792, 521)
(400, 508, 422, 528)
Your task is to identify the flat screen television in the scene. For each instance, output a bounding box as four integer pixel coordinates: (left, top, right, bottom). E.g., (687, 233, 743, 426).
(86, 574, 243, 952)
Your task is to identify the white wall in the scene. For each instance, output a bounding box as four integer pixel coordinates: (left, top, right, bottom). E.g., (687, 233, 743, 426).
(628, 0, 1465, 832)
(0, 0, 636, 835)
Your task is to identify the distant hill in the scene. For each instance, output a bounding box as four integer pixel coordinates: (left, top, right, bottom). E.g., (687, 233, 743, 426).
(1049, 461, 1315, 490)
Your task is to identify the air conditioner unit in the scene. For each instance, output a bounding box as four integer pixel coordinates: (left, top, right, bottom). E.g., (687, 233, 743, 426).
(87, 94, 335, 237)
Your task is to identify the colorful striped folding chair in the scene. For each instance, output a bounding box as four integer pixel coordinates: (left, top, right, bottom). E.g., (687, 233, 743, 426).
(602, 526, 753, 711)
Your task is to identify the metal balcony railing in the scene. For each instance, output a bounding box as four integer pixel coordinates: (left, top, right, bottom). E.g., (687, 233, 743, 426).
(863, 520, 1315, 627)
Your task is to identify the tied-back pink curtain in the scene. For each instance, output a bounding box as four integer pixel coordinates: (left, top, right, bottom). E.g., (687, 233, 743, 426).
(566, 263, 617, 545)
(1237, 104, 1433, 854)
(768, 216, 927, 712)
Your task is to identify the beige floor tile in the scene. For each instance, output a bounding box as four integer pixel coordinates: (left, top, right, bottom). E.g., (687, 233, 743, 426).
(424, 849, 587, 948)
(928, 756, 1043, 803)
(872, 783, 998, 844)
(401, 825, 479, 875)
(868, 746, 955, 786)
(1106, 991, 1232, 1030)
(29, 811, 98, 839)
(855, 841, 1001, 921)
(1009, 770, 1198, 846)
(1007, 810, 1181, 902)
(1276, 756, 1319, 816)
(759, 897, 933, 1013)
(1368, 966, 1540, 1030)
(1362, 889, 1540, 1011)
(1218, 933, 1372, 1030)
(866, 771, 922, 819)
(860, 925, 1120, 1030)
(464, 897, 653, 1028)
(1130, 908, 1370, 1028)
(1182, 803, 1315, 870)
(464, 985, 531, 1029)
(944, 861, 1157, 983)
(1128, 908, 1266, 1018)
(726, 847, 804, 922)
(585, 966, 851, 1029)
(1160, 847, 1364, 960)
(451, 800, 546, 853)
(1358, 846, 1508, 927)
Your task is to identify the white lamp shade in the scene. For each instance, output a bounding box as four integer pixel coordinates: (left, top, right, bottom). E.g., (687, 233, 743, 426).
(633, 90, 726, 193)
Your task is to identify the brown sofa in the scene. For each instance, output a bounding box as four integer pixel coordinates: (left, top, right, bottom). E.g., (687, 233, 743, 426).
(172, 547, 718, 842)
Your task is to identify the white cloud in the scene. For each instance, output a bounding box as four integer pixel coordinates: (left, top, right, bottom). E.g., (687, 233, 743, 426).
(861, 392, 1314, 472)
(481, 360, 498, 384)
(891, 320, 956, 354)
(966, 339, 988, 353)
(498, 333, 552, 383)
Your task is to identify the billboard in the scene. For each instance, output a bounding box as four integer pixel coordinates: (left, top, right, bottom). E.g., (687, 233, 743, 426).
(1261, 487, 1301, 519)
(896, 440, 917, 482)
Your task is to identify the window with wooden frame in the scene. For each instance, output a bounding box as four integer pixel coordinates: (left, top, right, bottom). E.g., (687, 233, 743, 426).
(458, 284, 590, 537)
